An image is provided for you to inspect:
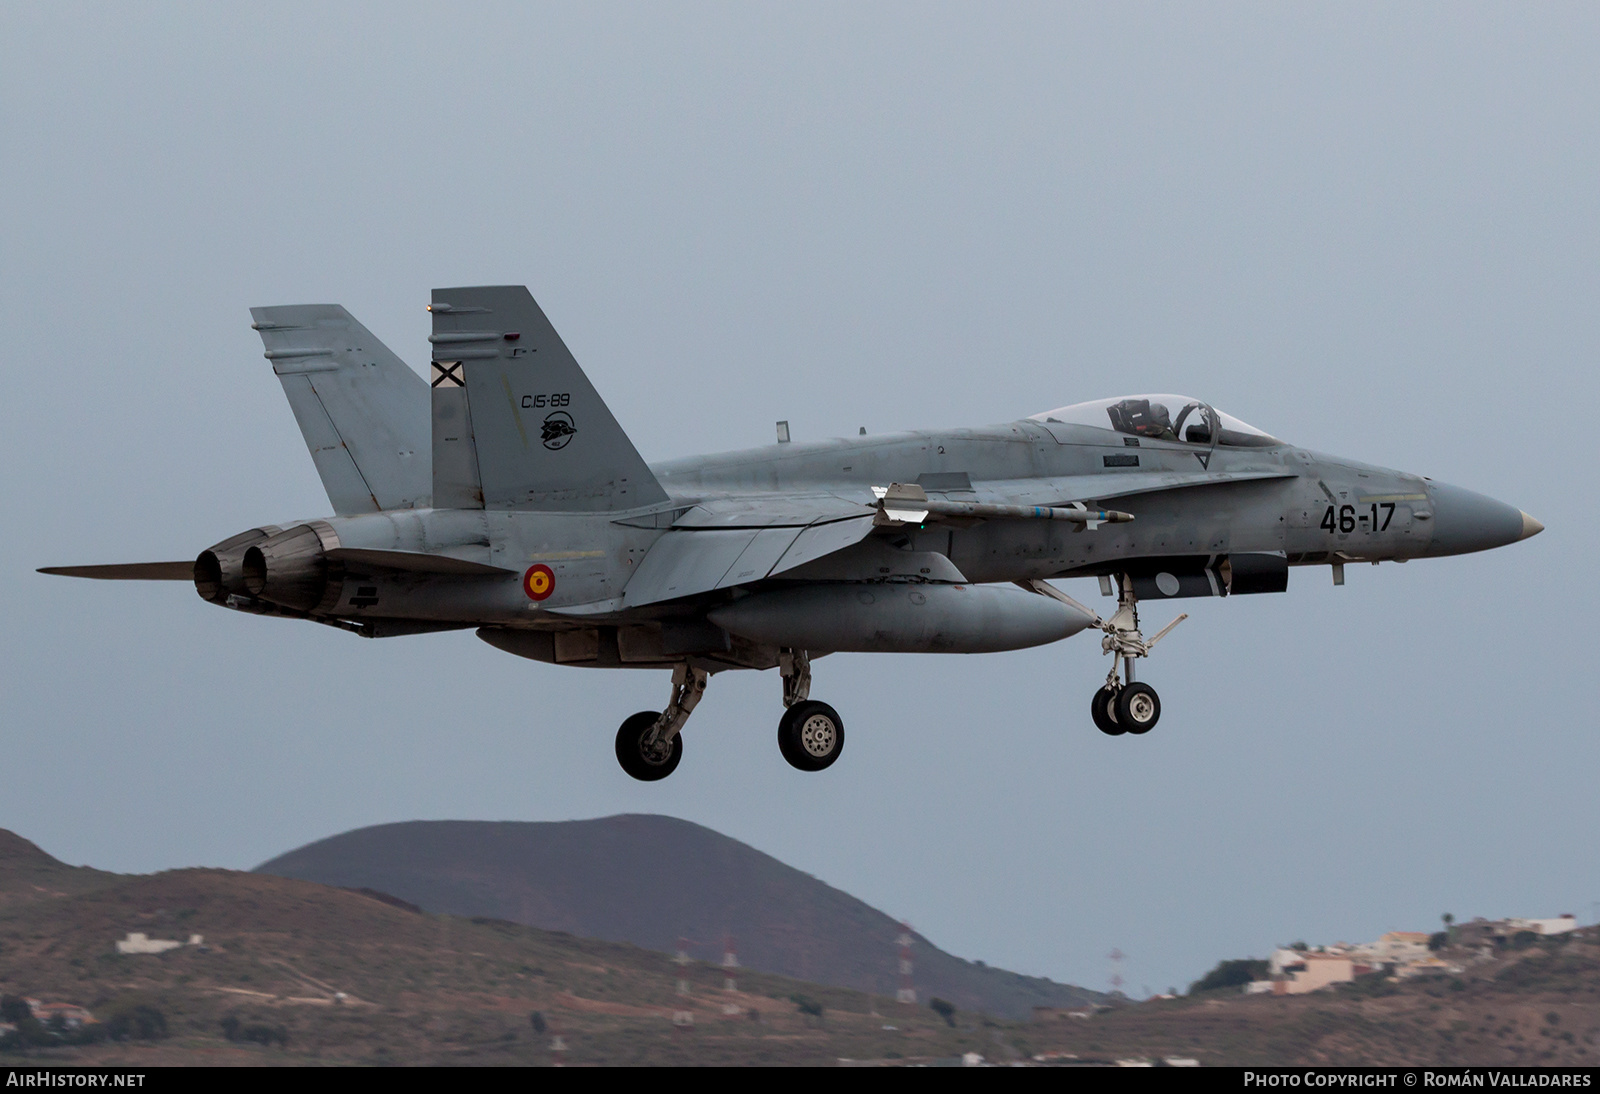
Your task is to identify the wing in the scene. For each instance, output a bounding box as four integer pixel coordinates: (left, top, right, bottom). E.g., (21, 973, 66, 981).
(668, 494, 872, 528)
(622, 504, 878, 608)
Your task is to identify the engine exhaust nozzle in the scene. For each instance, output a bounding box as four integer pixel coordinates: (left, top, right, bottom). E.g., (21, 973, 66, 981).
(241, 523, 341, 613)
(193, 526, 282, 603)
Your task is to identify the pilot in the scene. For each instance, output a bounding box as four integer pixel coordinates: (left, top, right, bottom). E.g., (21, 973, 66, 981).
(1108, 398, 1177, 441)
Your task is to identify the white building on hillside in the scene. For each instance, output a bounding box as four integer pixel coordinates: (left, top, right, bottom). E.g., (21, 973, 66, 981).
(115, 932, 203, 954)
(1352, 931, 1432, 964)
(1506, 915, 1578, 936)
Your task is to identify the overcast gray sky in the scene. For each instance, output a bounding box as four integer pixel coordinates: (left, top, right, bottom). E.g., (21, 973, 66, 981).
(3, 2, 1596, 996)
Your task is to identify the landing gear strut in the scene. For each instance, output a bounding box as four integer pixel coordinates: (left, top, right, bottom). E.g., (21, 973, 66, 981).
(615, 663, 707, 781)
(1092, 576, 1182, 735)
(776, 648, 844, 771)
(1032, 575, 1184, 737)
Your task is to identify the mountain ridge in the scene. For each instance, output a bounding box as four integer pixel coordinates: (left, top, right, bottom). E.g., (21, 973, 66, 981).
(255, 813, 1099, 1018)
(0, 830, 122, 910)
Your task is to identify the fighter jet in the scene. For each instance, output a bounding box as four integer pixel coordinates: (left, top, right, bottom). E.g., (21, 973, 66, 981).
(41, 286, 1543, 780)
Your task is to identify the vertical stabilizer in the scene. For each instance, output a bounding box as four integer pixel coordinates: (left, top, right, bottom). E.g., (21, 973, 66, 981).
(429, 286, 669, 512)
(252, 305, 430, 513)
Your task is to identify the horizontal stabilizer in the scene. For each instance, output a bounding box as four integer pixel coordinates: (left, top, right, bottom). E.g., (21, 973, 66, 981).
(325, 548, 513, 576)
(38, 562, 194, 580)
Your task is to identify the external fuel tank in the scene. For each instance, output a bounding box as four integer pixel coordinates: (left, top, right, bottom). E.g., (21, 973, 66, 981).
(707, 583, 1091, 654)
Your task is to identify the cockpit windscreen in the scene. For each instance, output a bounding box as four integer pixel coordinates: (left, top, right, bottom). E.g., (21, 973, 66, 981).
(1029, 395, 1281, 448)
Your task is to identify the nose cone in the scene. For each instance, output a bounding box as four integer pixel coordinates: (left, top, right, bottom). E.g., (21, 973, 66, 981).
(1422, 482, 1542, 557)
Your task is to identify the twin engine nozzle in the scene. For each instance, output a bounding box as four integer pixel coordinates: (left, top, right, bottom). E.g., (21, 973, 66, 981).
(194, 523, 340, 614)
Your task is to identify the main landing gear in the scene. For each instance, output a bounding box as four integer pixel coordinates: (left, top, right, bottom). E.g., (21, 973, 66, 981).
(615, 663, 707, 782)
(777, 648, 844, 772)
(613, 651, 845, 781)
(1034, 575, 1185, 738)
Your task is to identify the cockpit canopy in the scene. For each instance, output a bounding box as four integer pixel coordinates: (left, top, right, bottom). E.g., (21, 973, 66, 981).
(1029, 395, 1282, 448)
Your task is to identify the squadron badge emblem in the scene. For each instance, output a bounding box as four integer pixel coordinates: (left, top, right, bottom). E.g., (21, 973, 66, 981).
(541, 411, 577, 450)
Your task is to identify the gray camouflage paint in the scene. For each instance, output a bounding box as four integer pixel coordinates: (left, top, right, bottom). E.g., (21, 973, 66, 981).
(46, 287, 1540, 681)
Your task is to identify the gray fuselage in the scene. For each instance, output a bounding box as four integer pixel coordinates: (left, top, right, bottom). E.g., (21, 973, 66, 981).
(243, 418, 1525, 671)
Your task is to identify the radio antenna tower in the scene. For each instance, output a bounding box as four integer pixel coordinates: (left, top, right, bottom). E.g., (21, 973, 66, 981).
(673, 936, 694, 1028)
(548, 1015, 567, 1067)
(721, 934, 741, 1015)
(1108, 948, 1126, 996)
(896, 923, 917, 1005)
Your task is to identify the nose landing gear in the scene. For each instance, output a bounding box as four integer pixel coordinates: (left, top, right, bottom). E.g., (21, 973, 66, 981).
(1032, 576, 1184, 738)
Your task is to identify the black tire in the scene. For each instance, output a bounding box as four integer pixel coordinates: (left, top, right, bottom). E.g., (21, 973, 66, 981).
(1114, 682, 1160, 735)
(778, 700, 845, 771)
(615, 710, 682, 781)
(1091, 686, 1124, 736)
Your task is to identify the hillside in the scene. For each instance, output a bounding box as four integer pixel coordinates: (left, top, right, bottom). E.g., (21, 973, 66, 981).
(0, 831, 122, 911)
(1029, 927, 1600, 1066)
(0, 833, 1017, 1065)
(255, 814, 1099, 1019)
(2, 829, 1597, 1066)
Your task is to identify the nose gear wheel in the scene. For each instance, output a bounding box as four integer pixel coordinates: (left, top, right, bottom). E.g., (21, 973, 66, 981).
(1090, 686, 1123, 735)
(1115, 682, 1160, 734)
